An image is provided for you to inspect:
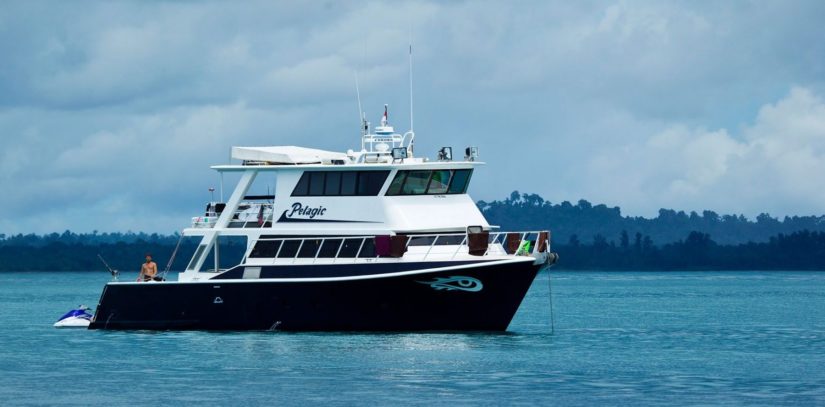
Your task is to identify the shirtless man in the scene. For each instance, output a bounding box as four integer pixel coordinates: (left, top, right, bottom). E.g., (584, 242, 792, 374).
(138, 253, 158, 282)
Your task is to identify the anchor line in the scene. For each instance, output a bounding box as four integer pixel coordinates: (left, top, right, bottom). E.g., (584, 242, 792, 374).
(548, 268, 555, 335)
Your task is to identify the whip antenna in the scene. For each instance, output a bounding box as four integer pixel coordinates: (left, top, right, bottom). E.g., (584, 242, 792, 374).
(407, 31, 416, 156)
(408, 42, 414, 133)
(355, 72, 366, 136)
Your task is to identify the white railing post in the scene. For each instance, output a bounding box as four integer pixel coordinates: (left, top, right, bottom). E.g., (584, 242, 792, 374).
(355, 238, 367, 259)
(314, 239, 325, 264)
(451, 236, 467, 260)
(333, 239, 345, 264)
(293, 239, 305, 264)
(273, 239, 284, 265)
(423, 236, 439, 261)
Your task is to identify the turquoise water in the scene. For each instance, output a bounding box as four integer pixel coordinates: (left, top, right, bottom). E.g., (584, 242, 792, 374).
(1, 271, 823, 406)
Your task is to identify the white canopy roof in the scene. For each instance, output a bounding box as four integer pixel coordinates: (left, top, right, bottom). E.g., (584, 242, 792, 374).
(231, 146, 348, 165)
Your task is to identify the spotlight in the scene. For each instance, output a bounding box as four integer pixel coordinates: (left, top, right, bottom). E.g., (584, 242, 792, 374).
(391, 147, 408, 160)
(465, 146, 479, 161)
(438, 147, 453, 161)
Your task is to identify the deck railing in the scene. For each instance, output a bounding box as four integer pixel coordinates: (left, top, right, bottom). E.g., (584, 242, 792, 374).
(191, 203, 274, 229)
(242, 231, 551, 265)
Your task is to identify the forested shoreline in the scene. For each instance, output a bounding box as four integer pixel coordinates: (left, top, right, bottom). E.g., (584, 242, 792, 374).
(2, 192, 825, 271)
(2, 229, 824, 272)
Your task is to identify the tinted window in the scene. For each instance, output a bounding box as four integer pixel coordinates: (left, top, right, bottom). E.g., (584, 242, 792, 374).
(297, 239, 322, 258)
(309, 172, 325, 196)
(357, 171, 390, 195)
(386, 171, 406, 195)
(401, 171, 431, 195)
(386, 169, 474, 196)
(427, 170, 451, 194)
(358, 238, 376, 258)
(338, 238, 363, 258)
(293, 173, 310, 196)
(292, 171, 388, 196)
(324, 172, 341, 195)
(250, 240, 282, 258)
(318, 239, 343, 257)
(340, 172, 357, 195)
(448, 169, 472, 194)
(408, 236, 435, 246)
(407, 235, 466, 246)
(277, 240, 301, 258)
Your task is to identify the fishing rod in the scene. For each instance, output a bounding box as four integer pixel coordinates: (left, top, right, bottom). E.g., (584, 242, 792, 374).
(97, 254, 119, 281)
(162, 232, 185, 280)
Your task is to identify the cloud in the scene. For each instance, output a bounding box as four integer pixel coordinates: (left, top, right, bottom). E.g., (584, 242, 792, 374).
(578, 87, 825, 216)
(1, 1, 825, 233)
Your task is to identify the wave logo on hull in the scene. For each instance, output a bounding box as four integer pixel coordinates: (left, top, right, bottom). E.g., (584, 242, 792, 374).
(417, 276, 483, 292)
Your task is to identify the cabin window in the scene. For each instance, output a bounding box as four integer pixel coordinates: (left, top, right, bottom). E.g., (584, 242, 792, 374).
(298, 239, 323, 258)
(248, 236, 385, 259)
(408, 235, 466, 246)
(277, 240, 301, 258)
(386, 169, 474, 196)
(249, 240, 282, 258)
(338, 238, 364, 258)
(357, 238, 376, 258)
(358, 171, 390, 195)
(324, 172, 341, 195)
(386, 171, 407, 195)
(318, 239, 343, 257)
(401, 171, 432, 195)
(447, 169, 473, 194)
(309, 172, 325, 196)
(427, 170, 452, 194)
(293, 175, 310, 196)
(340, 172, 357, 195)
(292, 171, 390, 197)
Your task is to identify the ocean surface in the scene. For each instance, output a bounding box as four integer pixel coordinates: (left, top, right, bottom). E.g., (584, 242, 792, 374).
(0, 271, 823, 406)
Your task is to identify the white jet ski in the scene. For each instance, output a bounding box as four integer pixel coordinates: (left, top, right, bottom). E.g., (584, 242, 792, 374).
(54, 305, 93, 328)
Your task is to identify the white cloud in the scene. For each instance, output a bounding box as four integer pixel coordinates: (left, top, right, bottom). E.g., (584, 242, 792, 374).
(578, 87, 825, 217)
(1, 1, 825, 233)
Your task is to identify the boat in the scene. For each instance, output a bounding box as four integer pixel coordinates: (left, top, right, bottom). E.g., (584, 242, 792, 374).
(88, 105, 558, 331)
(54, 306, 93, 328)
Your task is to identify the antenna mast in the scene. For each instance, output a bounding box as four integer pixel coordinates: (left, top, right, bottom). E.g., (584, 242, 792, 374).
(407, 36, 416, 156)
(409, 43, 414, 132)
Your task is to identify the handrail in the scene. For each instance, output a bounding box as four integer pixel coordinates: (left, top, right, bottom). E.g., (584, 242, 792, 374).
(191, 202, 274, 229)
(245, 230, 551, 264)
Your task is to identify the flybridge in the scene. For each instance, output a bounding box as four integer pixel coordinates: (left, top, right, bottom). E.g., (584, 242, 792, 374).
(232, 146, 349, 165)
(226, 105, 479, 168)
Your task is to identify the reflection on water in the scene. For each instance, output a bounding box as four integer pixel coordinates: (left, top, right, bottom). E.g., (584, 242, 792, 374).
(0, 271, 823, 405)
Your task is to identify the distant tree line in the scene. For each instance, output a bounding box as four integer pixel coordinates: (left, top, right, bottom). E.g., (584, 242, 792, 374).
(2, 193, 825, 271)
(0, 233, 243, 273)
(556, 230, 825, 270)
(479, 191, 825, 245)
(1, 230, 825, 272)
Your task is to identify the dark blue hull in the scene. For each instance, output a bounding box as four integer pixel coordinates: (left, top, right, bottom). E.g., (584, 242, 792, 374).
(89, 260, 541, 331)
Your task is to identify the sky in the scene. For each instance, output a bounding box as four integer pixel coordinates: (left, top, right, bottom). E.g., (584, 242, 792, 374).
(1, 0, 825, 234)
